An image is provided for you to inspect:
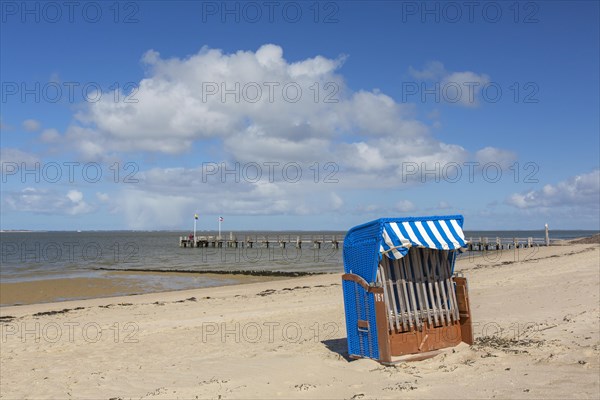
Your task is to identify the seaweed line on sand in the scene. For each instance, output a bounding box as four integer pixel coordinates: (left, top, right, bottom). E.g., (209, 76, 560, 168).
(96, 267, 325, 278)
(471, 246, 596, 270)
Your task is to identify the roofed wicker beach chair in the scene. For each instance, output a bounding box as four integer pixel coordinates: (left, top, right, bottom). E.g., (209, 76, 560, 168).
(342, 215, 473, 363)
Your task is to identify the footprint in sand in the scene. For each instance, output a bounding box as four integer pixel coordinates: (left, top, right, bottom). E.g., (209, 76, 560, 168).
(294, 383, 316, 391)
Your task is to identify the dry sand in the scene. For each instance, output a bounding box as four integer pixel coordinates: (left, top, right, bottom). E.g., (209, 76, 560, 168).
(1, 243, 599, 399)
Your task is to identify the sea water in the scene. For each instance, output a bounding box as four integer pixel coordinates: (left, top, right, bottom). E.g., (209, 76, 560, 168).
(1, 230, 596, 283)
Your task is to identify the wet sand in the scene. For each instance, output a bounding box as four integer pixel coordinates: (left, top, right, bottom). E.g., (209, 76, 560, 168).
(0, 271, 288, 306)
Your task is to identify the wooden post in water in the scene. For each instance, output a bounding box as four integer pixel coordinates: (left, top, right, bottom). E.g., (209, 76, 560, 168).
(193, 214, 198, 247)
(313, 235, 321, 249)
(332, 235, 339, 249)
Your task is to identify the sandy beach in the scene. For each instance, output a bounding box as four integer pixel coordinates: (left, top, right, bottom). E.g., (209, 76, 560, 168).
(1, 243, 599, 399)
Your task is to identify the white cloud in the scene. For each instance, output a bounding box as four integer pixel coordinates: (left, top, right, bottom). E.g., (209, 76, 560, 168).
(106, 162, 362, 228)
(21, 46, 518, 227)
(339, 142, 387, 171)
(116, 180, 304, 229)
(63, 45, 481, 169)
(441, 71, 490, 107)
(507, 170, 600, 209)
(62, 189, 94, 215)
(408, 61, 490, 107)
(96, 192, 110, 202)
(64, 126, 108, 161)
(3, 188, 94, 215)
(0, 148, 39, 164)
(22, 119, 41, 132)
(475, 146, 518, 169)
(67, 190, 84, 203)
(68, 44, 349, 159)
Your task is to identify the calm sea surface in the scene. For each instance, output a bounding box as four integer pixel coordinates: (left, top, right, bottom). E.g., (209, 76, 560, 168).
(1, 229, 597, 283)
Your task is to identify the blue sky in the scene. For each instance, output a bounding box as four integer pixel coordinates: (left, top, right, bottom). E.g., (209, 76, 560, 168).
(1, 1, 599, 231)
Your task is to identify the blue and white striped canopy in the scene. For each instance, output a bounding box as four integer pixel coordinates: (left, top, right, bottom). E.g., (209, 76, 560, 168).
(379, 218, 467, 260)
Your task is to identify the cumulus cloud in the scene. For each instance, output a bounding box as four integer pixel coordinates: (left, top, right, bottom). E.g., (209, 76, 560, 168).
(26, 45, 516, 226)
(507, 170, 600, 209)
(67, 189, 83, 203)
(408, 61, 490, 107)
(66, 190, 94, 215)
(71, 44, 348, 157)
(64, 45, 478, 168)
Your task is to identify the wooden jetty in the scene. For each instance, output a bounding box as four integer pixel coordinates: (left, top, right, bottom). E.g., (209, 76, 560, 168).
(466, 224, 552, 250)
(179, 232, 552, 252)
(465, 236, 552, 251)
(179, 232, 342, 249)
